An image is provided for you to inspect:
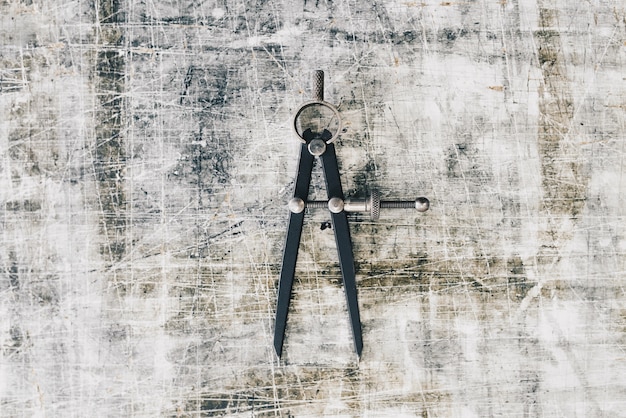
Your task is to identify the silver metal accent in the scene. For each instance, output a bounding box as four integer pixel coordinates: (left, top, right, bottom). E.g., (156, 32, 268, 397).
(308, 139, 327, 156)
(292, 72, 342, 144)
(415, 197, 430, 212)
(328, 197, 344, 213)
(305, 201, 327, 209)
(313, 70, 324, 102)
(369, 190, 381, 220)
(288, 197, 305, 214)
(293, 101, 342, 145)
(344, 190, 381, 220)
(343, 198, 366, 213)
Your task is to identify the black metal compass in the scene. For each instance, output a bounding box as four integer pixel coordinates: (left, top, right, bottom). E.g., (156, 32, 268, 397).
(274, 71, 429, 358)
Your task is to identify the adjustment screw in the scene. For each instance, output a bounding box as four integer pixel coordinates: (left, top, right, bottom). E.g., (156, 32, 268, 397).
(288, 197, 305, 214)
(308, 139, 327, 156)
(328, 197, 344, 213)
(287, 192, 429, 218)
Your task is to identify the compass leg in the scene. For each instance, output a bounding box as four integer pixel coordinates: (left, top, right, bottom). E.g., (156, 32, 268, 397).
(274, 211, 305, 357)
(320, 144, 364, 357)
(330, 211, 364, 357)
(274, 144, 315, 358)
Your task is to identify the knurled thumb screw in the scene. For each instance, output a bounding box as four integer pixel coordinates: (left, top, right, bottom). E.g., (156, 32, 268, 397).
(288, 190, 429, 220)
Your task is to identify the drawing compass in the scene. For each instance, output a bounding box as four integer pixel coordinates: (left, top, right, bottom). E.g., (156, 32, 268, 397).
(274, 71, 429, 358)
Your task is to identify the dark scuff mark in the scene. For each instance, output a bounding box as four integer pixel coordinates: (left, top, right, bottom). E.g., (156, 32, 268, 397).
(507, 255, 530, 301)
(372, 1, 395, 40)
(95, 0, 126, 263)
(8, 250, 19, 289)
(9, 326, 23, 349)
(438, 27, 469, 45)
(98, 0, 125, 24)
(27, 275, 61, 307)
(445, 143, 465, 178)
(358, 254, 430, 292)
(171, 123, 233, 209)
(3, 325, 29, 357)
(179, 66, 235, 107)
(349, 160, 378, 198)
(5, 200, 41, 212)
(390, 30, 418, 44)
(176, 64, 236, 193)
(207, 221, 244, 242)
(106, 324, 129, 343)
(173, 366, 368, 416)
(174, 63, 239, 259)
(444, 142, 493, 189)
(535, 8, 587, 220)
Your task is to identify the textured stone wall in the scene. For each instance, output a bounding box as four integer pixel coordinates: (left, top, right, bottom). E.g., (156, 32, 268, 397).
(1, 0, 625, 416)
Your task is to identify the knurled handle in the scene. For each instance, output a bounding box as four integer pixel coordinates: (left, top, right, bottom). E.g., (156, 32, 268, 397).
(313, 70, 324, 102)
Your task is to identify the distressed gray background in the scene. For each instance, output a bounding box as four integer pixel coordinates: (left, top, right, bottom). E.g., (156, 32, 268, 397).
(1, 0, 625, 416)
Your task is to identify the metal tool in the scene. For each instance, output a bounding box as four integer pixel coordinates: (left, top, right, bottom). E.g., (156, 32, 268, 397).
(274, 71, 429, 358)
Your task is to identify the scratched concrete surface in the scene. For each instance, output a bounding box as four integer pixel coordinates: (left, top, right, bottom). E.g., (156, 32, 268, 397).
(1, 0, 625, 416)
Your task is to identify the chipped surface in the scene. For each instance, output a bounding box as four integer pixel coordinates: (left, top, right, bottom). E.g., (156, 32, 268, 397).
(1, 0, 626, 416)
